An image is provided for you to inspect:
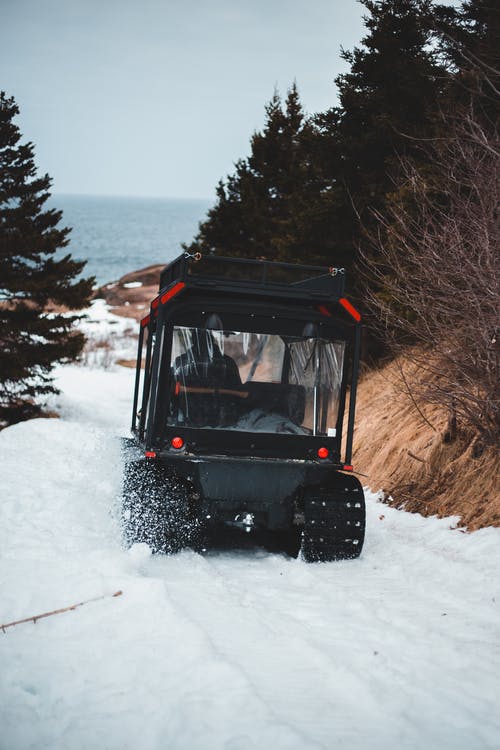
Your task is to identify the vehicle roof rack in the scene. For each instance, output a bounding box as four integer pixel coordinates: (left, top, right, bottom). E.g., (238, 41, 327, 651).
(159, 253, 346, 299)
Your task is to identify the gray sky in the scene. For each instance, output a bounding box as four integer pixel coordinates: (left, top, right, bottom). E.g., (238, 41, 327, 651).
(2, 0, 366, 199)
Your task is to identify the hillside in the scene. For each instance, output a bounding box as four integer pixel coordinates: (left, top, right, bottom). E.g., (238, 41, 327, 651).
(353, 359, 500, 530)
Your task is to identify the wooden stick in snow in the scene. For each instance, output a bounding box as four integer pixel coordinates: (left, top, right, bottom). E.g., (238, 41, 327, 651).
(1, 591, 123, 632)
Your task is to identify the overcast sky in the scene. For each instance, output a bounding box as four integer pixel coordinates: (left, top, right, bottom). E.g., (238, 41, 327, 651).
(2, 0, 367, 200)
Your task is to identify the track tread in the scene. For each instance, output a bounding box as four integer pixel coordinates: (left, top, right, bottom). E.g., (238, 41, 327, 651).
(302, 475, 366, 562)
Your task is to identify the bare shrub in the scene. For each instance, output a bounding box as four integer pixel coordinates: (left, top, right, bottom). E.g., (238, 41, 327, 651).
(367, 111, 499, 445)
(80, 334, 116, 370)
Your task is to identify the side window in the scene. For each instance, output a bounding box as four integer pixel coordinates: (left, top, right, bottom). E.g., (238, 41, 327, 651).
(144, 327, 165, 437)
(288, 339, 346, 434)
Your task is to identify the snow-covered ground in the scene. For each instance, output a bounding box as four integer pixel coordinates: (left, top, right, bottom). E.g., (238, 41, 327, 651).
(1, 311, 500, 750)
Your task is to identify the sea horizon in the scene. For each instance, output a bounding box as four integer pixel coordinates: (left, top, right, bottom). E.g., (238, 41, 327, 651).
(52, 190, 213, 203)
(49, 193, 212, 286)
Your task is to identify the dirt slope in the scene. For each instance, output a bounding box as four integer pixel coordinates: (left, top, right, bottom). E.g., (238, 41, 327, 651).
(352, 358, 500, 530)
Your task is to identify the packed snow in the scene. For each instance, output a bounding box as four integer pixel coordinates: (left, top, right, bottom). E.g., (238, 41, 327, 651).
(1, 308, 499, 750)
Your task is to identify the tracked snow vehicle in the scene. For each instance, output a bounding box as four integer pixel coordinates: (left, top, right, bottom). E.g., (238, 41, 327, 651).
(123, 253, 365, 561)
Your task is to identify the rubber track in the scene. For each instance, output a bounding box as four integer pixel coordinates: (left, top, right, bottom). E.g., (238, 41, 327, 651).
(303, 476, 365, 561)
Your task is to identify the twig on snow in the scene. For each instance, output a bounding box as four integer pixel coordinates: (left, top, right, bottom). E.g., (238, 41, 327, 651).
(1, 590, 123, 632)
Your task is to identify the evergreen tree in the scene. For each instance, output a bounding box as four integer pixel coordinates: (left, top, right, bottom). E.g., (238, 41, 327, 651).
(187, 1, 449, 284)
(434, 0, 499, 120)
(0, 92, 94, 424)
(184, 84, 336, 266)
(313, 0, 449, 271)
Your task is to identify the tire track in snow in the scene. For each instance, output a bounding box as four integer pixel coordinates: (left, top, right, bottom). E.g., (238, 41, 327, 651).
(150, 549, 390, 749)
(2, 367, 499, 750)
(143, 496, 500, 750)
(141, 551, 321, 750)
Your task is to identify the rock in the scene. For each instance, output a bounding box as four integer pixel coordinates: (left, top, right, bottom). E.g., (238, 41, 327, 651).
(93, 264, 163, 320)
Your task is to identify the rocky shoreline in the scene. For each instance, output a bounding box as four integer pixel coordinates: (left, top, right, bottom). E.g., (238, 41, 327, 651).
(93, 263, 164, 321)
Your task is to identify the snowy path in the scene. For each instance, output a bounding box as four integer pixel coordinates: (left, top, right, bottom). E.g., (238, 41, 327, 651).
(1, 365, 499, 750)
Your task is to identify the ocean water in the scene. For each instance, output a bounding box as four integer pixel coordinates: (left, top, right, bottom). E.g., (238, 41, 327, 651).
(50, 194, 212, 285)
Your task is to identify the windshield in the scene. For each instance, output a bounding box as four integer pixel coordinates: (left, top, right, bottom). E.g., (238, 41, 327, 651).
(167, 326, 345, 436)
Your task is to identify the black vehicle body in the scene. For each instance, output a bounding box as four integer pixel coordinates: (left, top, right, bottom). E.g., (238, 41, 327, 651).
(124, 253, 365, 560)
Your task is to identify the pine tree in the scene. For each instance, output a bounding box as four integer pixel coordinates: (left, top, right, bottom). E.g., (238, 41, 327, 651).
(0, 92, 94, 425)
(184, 84, 335, 266)
(434, 0, 499, 121)
(187, 4, 450, 278)
(313, 0, 449, 266)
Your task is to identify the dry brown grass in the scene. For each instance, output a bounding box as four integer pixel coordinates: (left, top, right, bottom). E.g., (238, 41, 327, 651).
(116, 358, 145, 369)
(352, 357, 500, 530)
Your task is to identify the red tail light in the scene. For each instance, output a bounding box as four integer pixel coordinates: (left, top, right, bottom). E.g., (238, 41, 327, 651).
(145, 451, 157, 459)
(317, 447, 329, 459)
(171, 436, 184, 449)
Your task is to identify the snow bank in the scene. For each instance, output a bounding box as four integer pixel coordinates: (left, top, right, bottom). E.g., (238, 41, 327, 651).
(0, 363, 499, 750)
(79, 299, 139, 368)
